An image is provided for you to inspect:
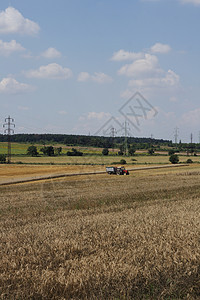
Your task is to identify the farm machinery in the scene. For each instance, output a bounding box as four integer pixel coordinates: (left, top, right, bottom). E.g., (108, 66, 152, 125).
(106, 166, 129, 175)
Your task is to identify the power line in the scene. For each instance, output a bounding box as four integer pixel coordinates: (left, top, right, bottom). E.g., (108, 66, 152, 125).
(190, 133, 193, 144)
(3, 116, 15, 164)
(121, 120, 131, 156)
(124, 120, 128, 156)
(174, 127, 179, 147)
(103, 126, 117, 152)
(110, 127, 117, 152)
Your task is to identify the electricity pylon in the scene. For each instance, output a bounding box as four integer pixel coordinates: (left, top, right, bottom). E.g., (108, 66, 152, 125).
(3, 116, 15, 164)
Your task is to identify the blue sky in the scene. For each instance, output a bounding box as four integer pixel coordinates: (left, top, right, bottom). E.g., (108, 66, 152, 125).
(0, 0, 200, 142)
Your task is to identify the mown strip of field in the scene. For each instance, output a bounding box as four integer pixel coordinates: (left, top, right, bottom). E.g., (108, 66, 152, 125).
(0, 164, 189, 186)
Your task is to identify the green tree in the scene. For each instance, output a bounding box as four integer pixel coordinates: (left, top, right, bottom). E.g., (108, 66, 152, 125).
(169, 154, 179, 164)
(27, 145, 39, 157)
(102, 148, 109, 156)
(40, 146, 54, 156)
(0, 154, 6, 163)
(55, 147, 62, 156)
(128, 144, 136, 156)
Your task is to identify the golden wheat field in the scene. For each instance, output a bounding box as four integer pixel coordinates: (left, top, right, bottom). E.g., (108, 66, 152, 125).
(1, 164, 200, 299)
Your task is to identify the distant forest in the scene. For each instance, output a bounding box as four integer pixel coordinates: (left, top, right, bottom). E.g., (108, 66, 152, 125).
(0, 134, 171, 149)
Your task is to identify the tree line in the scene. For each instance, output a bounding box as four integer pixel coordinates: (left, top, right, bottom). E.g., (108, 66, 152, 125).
(0, 133, 170, 148)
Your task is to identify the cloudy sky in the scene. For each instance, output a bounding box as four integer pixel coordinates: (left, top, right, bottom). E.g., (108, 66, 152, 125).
(0, 0, 200, 142)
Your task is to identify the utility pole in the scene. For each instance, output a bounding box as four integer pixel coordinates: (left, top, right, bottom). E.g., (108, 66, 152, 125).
(190, 133, 194, 156)
(110, 127, 116, 152)
(3, 116, 15, 164)
(150, 134, 153, 147)
(174, 127, 179, 148)
(124, 120, 128, 156)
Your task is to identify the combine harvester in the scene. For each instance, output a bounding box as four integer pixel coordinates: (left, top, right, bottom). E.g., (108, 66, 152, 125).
(106, 166, 129, 175)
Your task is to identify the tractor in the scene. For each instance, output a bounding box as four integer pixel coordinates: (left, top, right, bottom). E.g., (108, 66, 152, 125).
(106, 166, 129, 175)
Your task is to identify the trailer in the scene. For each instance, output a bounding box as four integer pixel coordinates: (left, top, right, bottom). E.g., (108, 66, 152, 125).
(106, 166, 129, 175)
(106, 166, 117, 174)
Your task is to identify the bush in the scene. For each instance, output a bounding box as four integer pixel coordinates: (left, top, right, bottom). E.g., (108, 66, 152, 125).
(168, 149, 175, 156)
(67, 148, 83, 156)
(128, 145, 136, 156)
(102, 148, 109, 156)
(0, 154, 6, 164)
(148, 148, 154, 155)
(186, 159, 193, 163)
(120, 159, 126, 164)
(169, 154, 179, 164)
(118, 151, 123, 156)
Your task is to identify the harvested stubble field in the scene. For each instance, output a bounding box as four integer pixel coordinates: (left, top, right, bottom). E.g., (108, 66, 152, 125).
(0, 164, 105, 184)
(1, 165, 200, 299)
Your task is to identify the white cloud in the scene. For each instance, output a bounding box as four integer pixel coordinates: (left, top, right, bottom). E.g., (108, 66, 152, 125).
(78, 72, 113, 83)
(118, 54, 161, 78)
(41, 47, 61, 59)
(0, 7, 40, 35)
(180, 0, 200, 5)
(0, 77, 34, 94)
(114, 46, 180, 99)
(25, 63, 72, 79)
(92, 72, 113, 83)
(0, 39, 25, 56)
(128, 70, 180, 88)
(111, 49, 144, 61)
(121, 70, 180, 101)
(111, 44, 171, 62)
(151, 43, 171, 54)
